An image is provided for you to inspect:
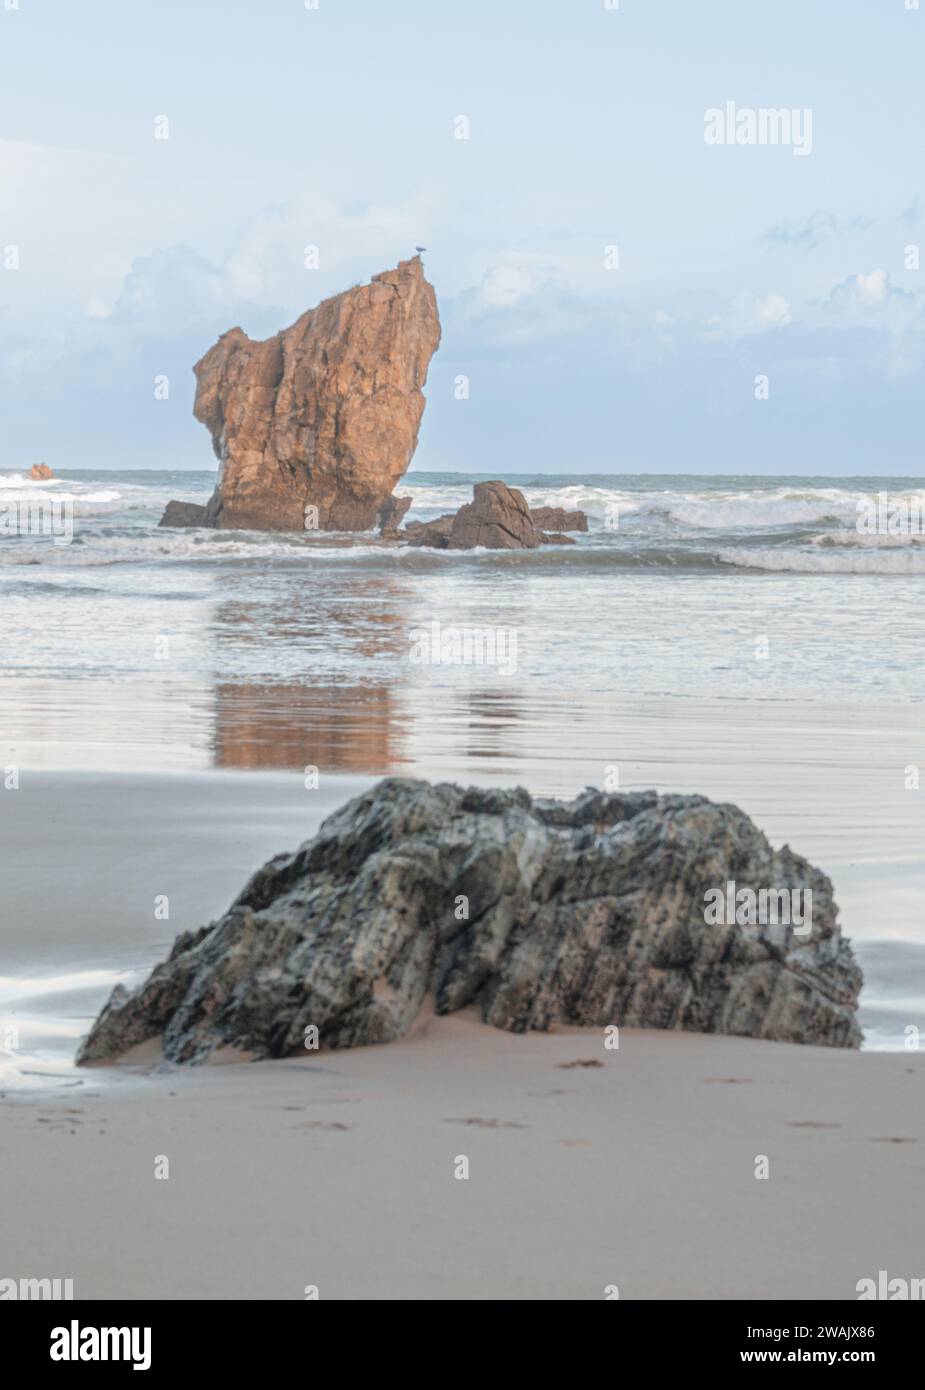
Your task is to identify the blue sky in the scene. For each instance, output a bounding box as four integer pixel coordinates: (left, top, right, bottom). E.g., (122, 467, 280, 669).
(1, 0, 923, 474)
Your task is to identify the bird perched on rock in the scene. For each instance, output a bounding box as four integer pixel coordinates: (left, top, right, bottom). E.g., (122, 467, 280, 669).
(415, 245, 427, 253)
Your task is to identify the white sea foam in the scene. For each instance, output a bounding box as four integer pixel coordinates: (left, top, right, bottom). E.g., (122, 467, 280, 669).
(399, 481, 885, 531)
(398, 481, 642, 521)
(0, 474, 122, 507)
(665, 492, 860, 530)
(0, 532, 400, 566)
(0, 472, 64, 489)
(812, 530, 925, 549)
(721, 545, 925, 574)
(5, 473, 925, 576)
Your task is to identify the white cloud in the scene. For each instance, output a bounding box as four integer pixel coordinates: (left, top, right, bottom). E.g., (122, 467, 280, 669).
(830, 268, 890, 309)
(856, 269, 888, 305)
(475, 265, 539, 310)
(702, 291, 792, 340)
(445, 261, 608, 351)
(221, 188, 439, 310)
(0, 138, 91, 192)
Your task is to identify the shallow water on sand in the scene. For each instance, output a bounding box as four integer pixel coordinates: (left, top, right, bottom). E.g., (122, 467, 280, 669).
(1, 469, 923, 1061)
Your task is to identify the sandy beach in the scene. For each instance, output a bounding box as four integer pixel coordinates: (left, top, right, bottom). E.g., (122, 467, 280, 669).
(4, 1018, 923, 1300)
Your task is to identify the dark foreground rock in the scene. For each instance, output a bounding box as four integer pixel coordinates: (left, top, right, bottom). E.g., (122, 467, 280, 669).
(406, 480, 584, 550)
(78, 779, 862, 1064)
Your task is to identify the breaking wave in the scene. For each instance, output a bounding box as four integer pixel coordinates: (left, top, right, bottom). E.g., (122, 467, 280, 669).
(3, 469, 925, 577)
(718, 546, 925, 575)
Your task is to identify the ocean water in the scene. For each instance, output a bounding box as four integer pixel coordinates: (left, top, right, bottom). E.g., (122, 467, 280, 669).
(1, 467, 923, 1051)
(1, 468, 925, 699)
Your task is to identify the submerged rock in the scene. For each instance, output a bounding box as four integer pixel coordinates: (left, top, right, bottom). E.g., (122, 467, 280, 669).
(78, 779, 862, 1065)
(402, 514, 454, 545)
(158, 500, 208, 528)
(377, 494, 412, 539)
(529, 506, 589, 533)
(159, 256, 441, 533)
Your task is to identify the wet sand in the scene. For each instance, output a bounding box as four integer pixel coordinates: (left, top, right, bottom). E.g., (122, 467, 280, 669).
(0, 756, 922, 1299)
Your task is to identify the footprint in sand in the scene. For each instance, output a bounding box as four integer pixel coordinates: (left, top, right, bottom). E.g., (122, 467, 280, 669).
(444, 1117, 529, 1129)
(788, 1121, 841, 1129)
(295, 1120, 351, 1131)
(36, 1113, 83, 1130)
(870, 1136, 917, 1144)
(557, 1059, 603, 1070)
(704, 1077, 752, 1084)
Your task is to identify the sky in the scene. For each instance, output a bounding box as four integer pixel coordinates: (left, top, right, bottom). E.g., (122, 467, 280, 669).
(0, 0, 923, 475)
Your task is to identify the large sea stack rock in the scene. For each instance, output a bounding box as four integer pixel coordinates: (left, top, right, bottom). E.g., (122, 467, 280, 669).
(78, 779, 862, 1065)
(161, 256, 440, 532)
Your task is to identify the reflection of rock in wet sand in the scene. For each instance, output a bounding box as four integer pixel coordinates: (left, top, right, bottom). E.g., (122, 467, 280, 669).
(213, 683, 403, 772)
